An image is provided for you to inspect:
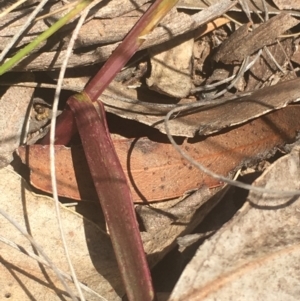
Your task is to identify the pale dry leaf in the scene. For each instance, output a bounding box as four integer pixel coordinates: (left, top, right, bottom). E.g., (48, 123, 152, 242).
(0, 166, 223, 300)
(0, 74, 34, 168)
(147, 33, 194, 98)
(272, 0, 300, 10)
(169, 145, 300, 301)
(0, 167, 123, 301)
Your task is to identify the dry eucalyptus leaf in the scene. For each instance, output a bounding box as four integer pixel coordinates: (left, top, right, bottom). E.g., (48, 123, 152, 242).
(0, 75, 34, 168)
(17, 104, 300, 202)
(147, 33, 194, 98)
(0, 167, 125, 301)
(156, 78, 300, 137)
(214, 13, 300, 64)
(169, 145, 300, 301)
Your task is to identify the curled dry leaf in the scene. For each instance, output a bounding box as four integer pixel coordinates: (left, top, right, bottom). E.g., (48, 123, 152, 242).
(18, 104, 300, 202)
(96, 78, 300, 138)
(157, 78, 300, 137)
(169, 145, 300, 301)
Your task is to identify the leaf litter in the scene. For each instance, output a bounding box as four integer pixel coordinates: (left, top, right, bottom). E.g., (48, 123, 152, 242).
(1, 0, 300, 300)
(169, 145, 300, 301)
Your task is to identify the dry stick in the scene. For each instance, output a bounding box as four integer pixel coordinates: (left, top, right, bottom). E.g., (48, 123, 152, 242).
(238, 0, 253, 23)
(49, 4, 92, 301)
(0, 208, 78, 301)
(0, 0, 50, 62)
(0, 235, 108, 301)
(261, 0, 269, 21)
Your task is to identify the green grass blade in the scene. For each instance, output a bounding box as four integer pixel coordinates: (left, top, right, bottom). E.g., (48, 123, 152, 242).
(0, 0, 94, 76)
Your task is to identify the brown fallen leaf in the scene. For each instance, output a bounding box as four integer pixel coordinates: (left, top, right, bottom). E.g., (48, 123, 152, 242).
(213, 12, 299, 64)
(18, 105, 300, 202)
(158, 78, 300, 137)
(169, 145, 300, 301)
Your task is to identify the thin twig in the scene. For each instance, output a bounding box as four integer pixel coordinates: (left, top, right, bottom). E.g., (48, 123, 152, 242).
(192, 50, 261, 94)
(263, 46, 286, 74)
(261, 0, 269, 21)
